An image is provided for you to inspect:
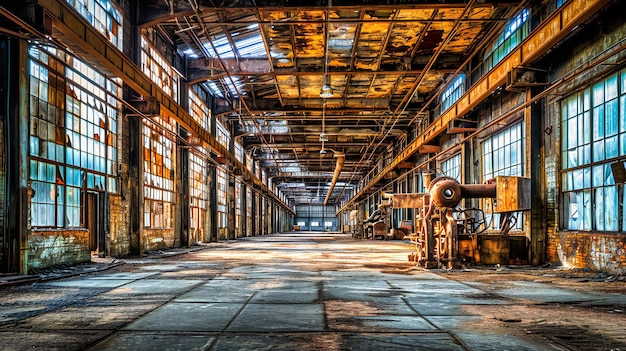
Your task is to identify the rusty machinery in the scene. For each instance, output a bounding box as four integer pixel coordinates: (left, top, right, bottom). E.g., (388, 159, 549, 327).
(360, 199, 392, 240)
(390, 174, 531, 268)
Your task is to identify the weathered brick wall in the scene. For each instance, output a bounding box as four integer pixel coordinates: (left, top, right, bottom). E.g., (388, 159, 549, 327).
(549, 232, 626, 275)
(109, 194, 130, 257)
(143, 228, 176, 252)
(28, 229, 90, 270)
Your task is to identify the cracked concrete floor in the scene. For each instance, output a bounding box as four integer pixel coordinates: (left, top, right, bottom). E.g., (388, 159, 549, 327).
(1, 232, 625, 350)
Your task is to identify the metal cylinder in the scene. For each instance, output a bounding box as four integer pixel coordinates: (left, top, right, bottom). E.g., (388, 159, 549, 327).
(429, 176, 462, 208)
(460, 183, 497, 199)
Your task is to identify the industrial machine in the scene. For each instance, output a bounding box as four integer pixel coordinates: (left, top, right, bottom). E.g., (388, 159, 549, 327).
(360, 199, 392, 239)
(390, 174, 531, 268)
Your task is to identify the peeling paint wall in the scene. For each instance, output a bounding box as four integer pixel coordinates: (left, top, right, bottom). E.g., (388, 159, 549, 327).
(28, 229, 90, 270)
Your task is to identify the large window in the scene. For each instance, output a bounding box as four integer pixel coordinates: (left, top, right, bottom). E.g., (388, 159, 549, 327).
(483, 9, 529, 73)
(189, 88, 210, 132)
(140, 37, 180, 102)
(29, 46, 120, 228)
(562, 71, 626, 231)
(217, 166, 228, 229)
(216, 120, 230, 149)
(246, 187, 253, 236)
(482, 122, 525, 181)
(482, 122, 525, 230)
(143, 117, 175, 228)
(189, 150, 207, 239)
(235, 179, 242, 234)
(440, 75, 465, 114)
(66, 0, 123, 50)
(441, 154, 461, 181)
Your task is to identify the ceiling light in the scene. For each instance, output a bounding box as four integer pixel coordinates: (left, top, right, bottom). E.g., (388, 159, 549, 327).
(320, 84, 333, 98)
(320, 149, 327, 154)
(319, 132, 328, 142)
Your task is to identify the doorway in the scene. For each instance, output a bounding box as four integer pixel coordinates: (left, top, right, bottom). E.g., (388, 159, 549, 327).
(86, 191, 105, 258)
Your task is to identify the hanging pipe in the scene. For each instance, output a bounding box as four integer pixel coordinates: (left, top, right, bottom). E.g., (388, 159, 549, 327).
(323, 152, 345, 205)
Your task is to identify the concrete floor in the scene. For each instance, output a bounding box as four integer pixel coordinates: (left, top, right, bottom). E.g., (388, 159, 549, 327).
(1, 232, 625, 350)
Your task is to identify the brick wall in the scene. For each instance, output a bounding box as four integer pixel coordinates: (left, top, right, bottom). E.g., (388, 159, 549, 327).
(143, 228, 176, 252)
(109, 194, 130, 257)
(548, 232, 625, 275)
(28, 229, 90, 270)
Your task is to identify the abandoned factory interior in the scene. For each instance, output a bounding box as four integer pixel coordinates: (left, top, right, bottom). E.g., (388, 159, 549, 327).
(1, 0, 626, 277)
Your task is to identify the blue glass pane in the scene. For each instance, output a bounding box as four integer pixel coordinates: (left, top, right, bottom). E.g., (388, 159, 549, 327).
(566, 192, 581, 230)
(583, 191, 592, 230)
(583, 167, 591, 188)
(593, 140, 604, 162)
(606, 74, 618, 100)
(593, 106, 604, 140)
(606, 135, 618, 159)
(593, 82, 604, 107)
(30, 136, 39, 156)
(562, 172, 570, 191)
(619, 95, 626, 132)
(583, 112, 591, 143)
(30, 160, 38, 180)
(577, 147, 589, 168)
(605, 164, 615, 185)
(595, 188, 604, 231)
(573, 169, 583, 190)
(568, 150, 578, 168)
(592, 165, 603, 187)
(605, 99, 618, 136)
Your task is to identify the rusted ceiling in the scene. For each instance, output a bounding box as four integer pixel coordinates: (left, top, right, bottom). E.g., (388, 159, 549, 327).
(139, 0, 519, 205)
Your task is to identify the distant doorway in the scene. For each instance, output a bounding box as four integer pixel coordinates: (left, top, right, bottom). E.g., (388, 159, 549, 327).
(86, 192, 105, 258)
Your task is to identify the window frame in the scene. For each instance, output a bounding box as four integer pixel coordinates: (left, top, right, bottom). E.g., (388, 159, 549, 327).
(560, 70, 626, 232)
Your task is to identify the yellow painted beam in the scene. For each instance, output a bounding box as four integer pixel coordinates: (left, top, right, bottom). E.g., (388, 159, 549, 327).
(338, 0, 609, 214)
(36, 0, 293, 212)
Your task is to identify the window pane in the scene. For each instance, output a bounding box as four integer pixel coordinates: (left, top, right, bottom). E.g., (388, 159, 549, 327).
(604, 186, 618, 231)
(606, 136, 618, 159)
(593, 106, 604, 140)
(565, 192, 580, 230)
(606, 99, 618, 136)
